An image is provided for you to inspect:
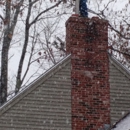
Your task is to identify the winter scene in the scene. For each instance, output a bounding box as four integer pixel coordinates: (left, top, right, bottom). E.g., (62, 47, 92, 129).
(0, 0, 130, 130)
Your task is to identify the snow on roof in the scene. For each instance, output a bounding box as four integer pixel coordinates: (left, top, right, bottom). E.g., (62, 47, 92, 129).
(111, 113, 130, 130)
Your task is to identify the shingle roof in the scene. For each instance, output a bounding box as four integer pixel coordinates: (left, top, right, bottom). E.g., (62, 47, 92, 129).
(0, 54, 71, 113)
(0, 54, 72, 130)
(109, 54, 130, 80)
(0, 54, 130, 129)
(109, 54, 130, 125)
(109, 56, 130, 129)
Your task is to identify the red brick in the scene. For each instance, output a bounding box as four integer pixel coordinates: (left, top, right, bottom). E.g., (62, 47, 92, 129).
(66, 15, 110, 130)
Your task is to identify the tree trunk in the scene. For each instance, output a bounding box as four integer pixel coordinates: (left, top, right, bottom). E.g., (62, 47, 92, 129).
(15, 0, 32, 94)
(0, 0, 11, 105)
(0, 0, 24, 105)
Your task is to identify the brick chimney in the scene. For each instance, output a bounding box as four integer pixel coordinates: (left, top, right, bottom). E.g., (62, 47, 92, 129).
(66, 16, 110, 130)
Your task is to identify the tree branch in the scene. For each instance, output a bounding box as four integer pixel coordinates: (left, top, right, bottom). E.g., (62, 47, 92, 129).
(29, 0, 62, 27)
(108, 23, 130, 40)
(0, 14, 4, 22)
(109, 46, 130, 57)
(15, 0, 33, 94)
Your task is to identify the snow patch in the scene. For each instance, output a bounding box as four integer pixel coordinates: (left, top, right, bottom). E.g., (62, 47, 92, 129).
(112, 114, 130, 130)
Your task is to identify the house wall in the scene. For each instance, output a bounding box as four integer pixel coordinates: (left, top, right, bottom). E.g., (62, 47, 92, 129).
(0, 58, 71, 130)
(109, 59, 130, 125)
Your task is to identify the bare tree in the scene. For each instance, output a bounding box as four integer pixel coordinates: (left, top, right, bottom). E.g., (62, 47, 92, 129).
(0, 0, 24, 105)
(88, 0, 130, 66)
(0, 0, 71, 105)
(0, 0, 130, 105)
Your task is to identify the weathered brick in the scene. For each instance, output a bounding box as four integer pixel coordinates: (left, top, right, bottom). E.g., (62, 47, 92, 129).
(66, 15, 110, 130)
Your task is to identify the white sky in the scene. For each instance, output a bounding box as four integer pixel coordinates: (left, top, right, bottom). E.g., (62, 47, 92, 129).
(8, 0, 72, 90)
(0, 0, 129, 93)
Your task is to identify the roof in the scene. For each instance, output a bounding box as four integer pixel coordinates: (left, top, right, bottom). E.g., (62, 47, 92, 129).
(109, 54, 130, 124)
(0, 54, 130, 129)
(111, 112, 130, 130)
(1, 54, 129, 111)
(109, 54, 130, 80)
(0, 54, 71, 112)
(0, 54, 71, 130)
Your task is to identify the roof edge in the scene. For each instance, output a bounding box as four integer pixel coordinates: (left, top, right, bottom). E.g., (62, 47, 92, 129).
(0, 54, 71, 115)
(111, 112, 130, 129)
(109, 54, 130, 80)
